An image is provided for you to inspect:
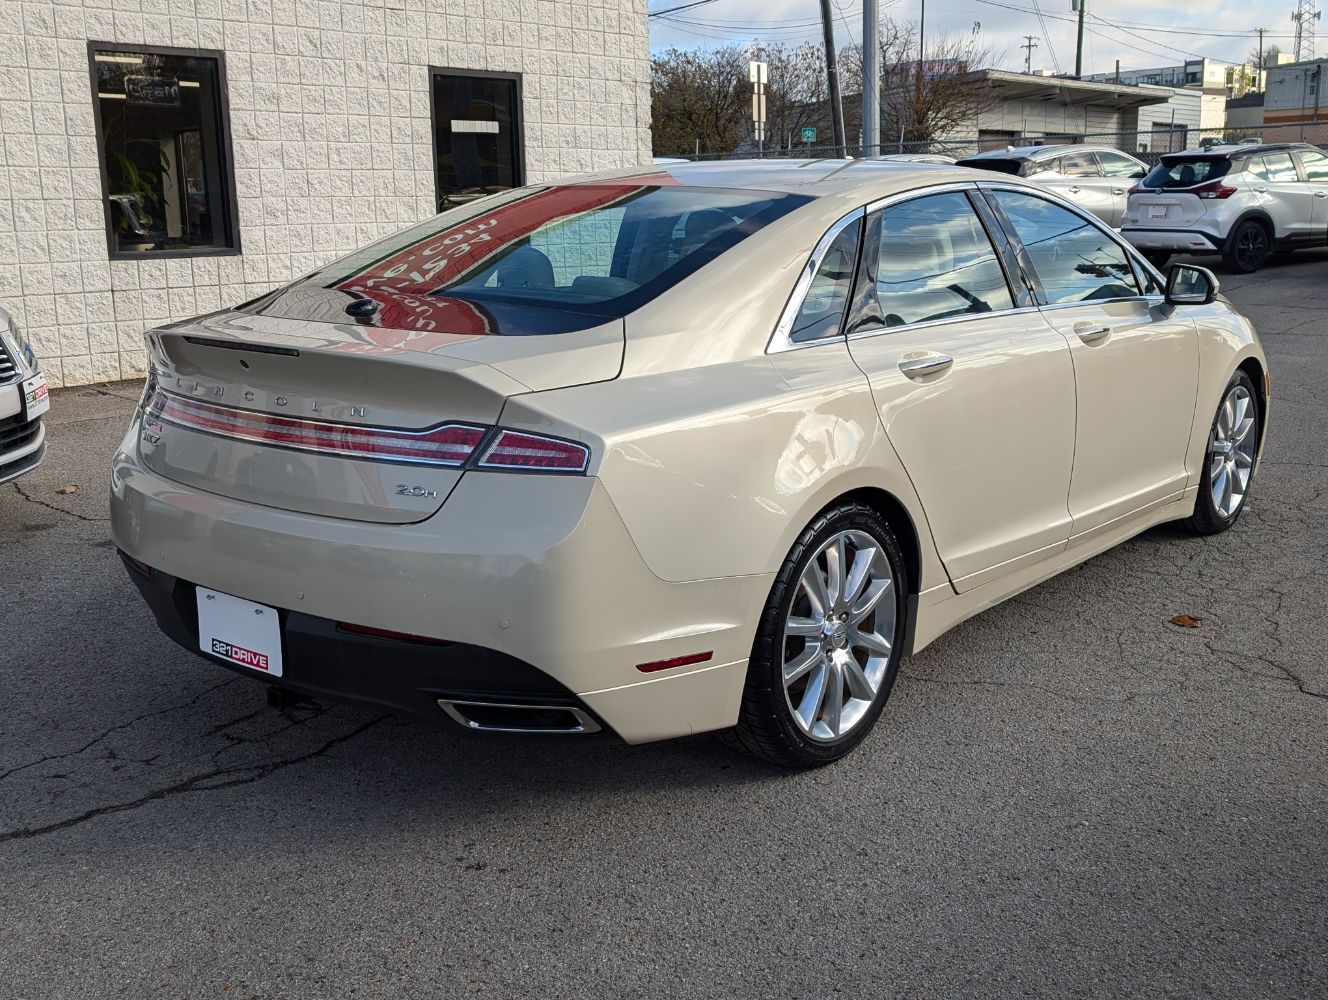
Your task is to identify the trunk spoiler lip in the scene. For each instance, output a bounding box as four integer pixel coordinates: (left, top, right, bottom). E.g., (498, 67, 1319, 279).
(149, 309, 627, 394)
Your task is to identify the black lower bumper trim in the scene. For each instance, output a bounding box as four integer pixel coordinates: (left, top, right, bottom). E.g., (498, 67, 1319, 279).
(120, 553, 613, 738)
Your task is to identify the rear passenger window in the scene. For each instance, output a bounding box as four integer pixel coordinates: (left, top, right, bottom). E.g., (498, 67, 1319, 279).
(1258, 153, 1299, 182)
(1059, 151, 1102, 178)
(991, 191, 1139, 305)
(790, 218, 862, 343)
(873, 192, 1013, 327)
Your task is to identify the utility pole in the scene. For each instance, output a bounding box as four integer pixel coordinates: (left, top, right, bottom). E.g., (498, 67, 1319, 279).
(1021, 35, 1039, 74)
(819, 0, 846, 155)
(863, 0, 881, 156)
(1074, 0, 1087, 78)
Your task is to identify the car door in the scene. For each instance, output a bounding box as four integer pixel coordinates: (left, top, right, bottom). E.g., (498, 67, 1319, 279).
(1293, 148, 1328, 239)
(1250, 150, 1312, 242)
(1038, 150, 1116, 225)
(844, 187, 1077, 592)
(1095, 150, 1148, 228)
(984, 187, 1199, 538)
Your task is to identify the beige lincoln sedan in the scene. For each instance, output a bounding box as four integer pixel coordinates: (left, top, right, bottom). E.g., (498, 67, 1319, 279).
(110, 160, 1267, 767)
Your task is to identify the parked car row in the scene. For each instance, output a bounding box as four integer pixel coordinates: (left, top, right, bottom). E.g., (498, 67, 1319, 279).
(957, 140, 1328, 273)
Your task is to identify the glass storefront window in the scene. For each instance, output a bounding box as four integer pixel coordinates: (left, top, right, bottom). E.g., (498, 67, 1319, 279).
(90, 45, 237, 257)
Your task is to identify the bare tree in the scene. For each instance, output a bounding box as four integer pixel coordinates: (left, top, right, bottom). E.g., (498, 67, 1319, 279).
(752, 41, 830, 151)
(1248, 43, 1282, 69)
(650, 46, 748, 156)
(877, 19, 999, 147)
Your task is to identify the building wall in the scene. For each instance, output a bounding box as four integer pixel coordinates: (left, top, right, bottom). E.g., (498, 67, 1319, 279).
(0, 0, 651, 387)
(975, 100, 1119, 139)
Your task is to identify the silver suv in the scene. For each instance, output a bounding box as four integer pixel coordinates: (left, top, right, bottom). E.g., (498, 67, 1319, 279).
(1122, 143, 1328, 273)
(0, 304, 49, 485)
(956, 144, 1148, 227)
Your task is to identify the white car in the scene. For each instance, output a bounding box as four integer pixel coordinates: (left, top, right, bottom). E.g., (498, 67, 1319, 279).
(955, 145, 1148, 228)
(1122, 142, 1328, 273)
(0, 305, 49, 484)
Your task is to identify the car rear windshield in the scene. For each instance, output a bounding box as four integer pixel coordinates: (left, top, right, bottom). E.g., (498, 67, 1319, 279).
(242, 183, 810, 335)
(956, 157, 1024, 176)
(1141, 156, 1232, 189)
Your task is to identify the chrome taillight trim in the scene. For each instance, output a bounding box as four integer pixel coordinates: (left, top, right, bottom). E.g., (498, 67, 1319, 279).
(147, 389, 488, 467)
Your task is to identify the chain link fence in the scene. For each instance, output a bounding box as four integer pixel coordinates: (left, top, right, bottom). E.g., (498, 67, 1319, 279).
(681, 120, 1328, 167)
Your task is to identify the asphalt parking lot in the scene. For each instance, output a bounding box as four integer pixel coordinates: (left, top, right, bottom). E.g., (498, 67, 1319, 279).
(2, 254, 1326, 999)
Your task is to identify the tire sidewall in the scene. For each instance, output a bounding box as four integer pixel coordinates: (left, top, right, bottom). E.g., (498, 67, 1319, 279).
(1193, 370, 1260, 530)
(751, 504, 907, 765)
(1225, 221, 1269, 273)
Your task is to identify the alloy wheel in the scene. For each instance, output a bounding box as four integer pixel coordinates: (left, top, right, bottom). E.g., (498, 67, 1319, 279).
(1235, 225, 1267, 270)
(1209, 383, 1257, 519)
(782, 529, 897, 742)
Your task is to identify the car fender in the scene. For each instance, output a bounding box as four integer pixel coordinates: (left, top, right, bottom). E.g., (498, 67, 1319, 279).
(1182, 301, 1270, 484)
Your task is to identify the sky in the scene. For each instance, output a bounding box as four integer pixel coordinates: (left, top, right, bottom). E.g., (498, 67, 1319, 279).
(647, 0, 1308, 77)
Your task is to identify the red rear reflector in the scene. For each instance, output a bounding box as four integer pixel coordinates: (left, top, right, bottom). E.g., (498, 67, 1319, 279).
(149, 391, 486, 467)
(477, 429, 590, 472)
(336, 622, 453, 646)
(636, 651, 713, 673)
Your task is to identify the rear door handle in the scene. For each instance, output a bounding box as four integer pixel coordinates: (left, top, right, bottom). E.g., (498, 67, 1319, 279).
(1253, 186, 1269, 193)
(898, 354, 954, 378)
(1316, 190, 1328, 198)
(1112, 187, 1126, 195)
(1074, 322, 1111, 343)
(1067, 185, 1081, 194)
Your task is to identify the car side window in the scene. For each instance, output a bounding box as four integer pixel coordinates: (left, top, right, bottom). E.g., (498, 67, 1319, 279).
(1059, 151, 1103, 178)
(1298, 149, 1328, 181)
(1098, 152, 1145, 178)
(789, 218, 862, 343)
(990, 190, 1140, 305)
(872, 192, 1014, 327)
(1261, 152, 1299, 182)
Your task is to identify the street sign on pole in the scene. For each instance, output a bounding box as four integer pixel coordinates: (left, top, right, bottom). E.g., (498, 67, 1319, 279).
(801, 126, 817, 143)
(750, 60, 768, 154)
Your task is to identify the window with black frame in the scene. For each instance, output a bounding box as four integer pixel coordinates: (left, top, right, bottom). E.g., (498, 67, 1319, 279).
(91, 45, 236, 256)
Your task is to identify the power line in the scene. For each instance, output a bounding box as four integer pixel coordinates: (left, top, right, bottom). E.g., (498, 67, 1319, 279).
(648, 0, 719, 17)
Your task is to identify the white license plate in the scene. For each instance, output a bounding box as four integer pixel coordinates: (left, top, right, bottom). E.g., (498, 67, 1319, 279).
(1148, 205, 1168, 219)
(196, 587, 283, 677)
(22, 374, 49, 419)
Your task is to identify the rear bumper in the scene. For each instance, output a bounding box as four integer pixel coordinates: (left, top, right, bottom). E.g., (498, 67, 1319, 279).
(1121, 227, 1223, 252)
(110, 413, 765, 743)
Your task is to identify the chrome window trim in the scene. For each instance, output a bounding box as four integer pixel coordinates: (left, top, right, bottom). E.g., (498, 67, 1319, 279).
(766, 207, 865, 354)
(845, 304, 1045, 344)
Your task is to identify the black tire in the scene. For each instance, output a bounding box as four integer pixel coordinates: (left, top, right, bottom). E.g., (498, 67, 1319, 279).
(1181, 370, 1261, 535)
(722, 501, 908, 768)
(1143, 251, 1172, 270)
(1222, 220, 1271, 273)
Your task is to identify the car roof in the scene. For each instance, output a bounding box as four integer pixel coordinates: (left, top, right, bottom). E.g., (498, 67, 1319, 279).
(563, 158, 985, 200)
(960, 144, 1132, 161)
(1164, 142, 1313, 158)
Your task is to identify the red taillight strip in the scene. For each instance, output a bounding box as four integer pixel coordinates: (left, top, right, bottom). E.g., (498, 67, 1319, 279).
(148, 391, 486, 467)
(636, 651, 714, 674)
(476, 429, 590, 473)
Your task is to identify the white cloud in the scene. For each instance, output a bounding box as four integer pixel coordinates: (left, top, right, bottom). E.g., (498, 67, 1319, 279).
(648, 0, 1303, 75)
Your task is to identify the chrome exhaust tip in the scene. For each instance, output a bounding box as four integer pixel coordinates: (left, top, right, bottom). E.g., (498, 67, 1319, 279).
(436, 698, 602, 735)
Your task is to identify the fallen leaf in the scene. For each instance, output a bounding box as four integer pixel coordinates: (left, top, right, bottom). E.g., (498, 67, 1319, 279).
(56, 484, 79, 495)
(1170, 614, 1203, 628)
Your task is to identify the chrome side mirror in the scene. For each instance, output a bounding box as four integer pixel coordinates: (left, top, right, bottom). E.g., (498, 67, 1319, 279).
(1165, 263, 1220, 306)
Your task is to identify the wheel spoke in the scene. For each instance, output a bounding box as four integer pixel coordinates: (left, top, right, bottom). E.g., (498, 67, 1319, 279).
(841, 654, 876, 701)
(783, 645, 823, 685)
(1211, 463, 1228, 510)
(801, 561, 831, 619)
(1220, 396, 1234, 436)
(1221, 460, 1235, 514)
(849, 626, 892, 658)
(1232, 415, 1255, 444)
(786, 615, 823, 638)
(849, 577, 892, 625)
(820, 659, 844, 735)
(824, 535, 847, 608)
(795, 661, 830, 731)
(843, 546, 876, 609)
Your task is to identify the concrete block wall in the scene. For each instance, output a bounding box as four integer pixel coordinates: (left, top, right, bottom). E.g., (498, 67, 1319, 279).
(0, 0, 652, 386)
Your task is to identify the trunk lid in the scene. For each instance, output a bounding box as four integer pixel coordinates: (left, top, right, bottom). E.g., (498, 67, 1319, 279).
(138, 309, 622, 524)
(1126, 190, 1207, 227)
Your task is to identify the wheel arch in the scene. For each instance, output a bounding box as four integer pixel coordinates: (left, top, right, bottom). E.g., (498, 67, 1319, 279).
(1236, 354, 1269, 446)
(831, 486, 923, 597)
(1225, 209, 1275, 249)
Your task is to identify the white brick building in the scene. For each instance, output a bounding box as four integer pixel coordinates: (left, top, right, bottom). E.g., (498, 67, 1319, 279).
(0, 0, 651, 387)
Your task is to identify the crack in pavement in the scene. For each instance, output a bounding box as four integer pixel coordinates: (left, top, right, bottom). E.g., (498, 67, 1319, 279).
(9, 482, 109, 523)
(0, 716, 387, 844)
(0, 677, 242, 782)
